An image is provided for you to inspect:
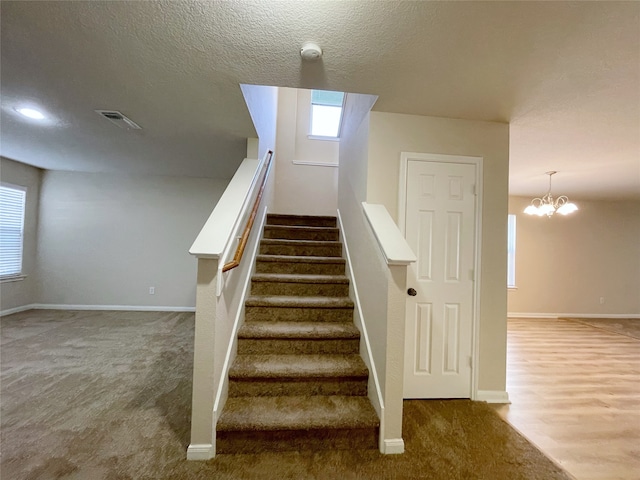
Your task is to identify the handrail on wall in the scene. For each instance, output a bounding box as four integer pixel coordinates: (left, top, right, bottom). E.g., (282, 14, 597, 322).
(221, 150, 274, 273)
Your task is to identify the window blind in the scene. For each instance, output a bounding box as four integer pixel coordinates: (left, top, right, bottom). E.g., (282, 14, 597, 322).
(0, 184, 26, 277)
(311, 90, 344, 107)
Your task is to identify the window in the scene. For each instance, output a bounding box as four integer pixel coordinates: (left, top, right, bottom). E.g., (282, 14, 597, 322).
(310, 90, 345, 138)
(507, 214, 516, 288)
(0, 183, 27, 279)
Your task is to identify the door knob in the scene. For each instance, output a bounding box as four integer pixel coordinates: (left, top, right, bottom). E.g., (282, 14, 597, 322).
(407, 288, 417, 296)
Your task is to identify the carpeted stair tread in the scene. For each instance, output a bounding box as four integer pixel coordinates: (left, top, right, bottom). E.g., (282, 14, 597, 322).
(261, 238, 340, 247)
(263, 228, 338, 242)
(256, 254, 346, 265)
(263, 225, 340, 241)
(265, 225, 338, 232)
(255, 255, 346, 275)
(217, 395, 379, 432)
(229, 354, 368, 379)
(266, 214, 337, 227)
(252, 273, 349, 284)
(245, 295, 354, 308)
(251, 275, 349, 296)
(238, 321, 360, 339)
(260, 238, 342, 257)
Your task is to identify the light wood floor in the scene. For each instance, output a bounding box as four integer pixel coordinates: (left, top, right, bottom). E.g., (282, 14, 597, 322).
(493, 318, 640, 480)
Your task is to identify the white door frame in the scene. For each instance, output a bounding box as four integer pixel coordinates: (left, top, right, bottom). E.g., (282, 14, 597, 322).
(399, 152, 483, 400)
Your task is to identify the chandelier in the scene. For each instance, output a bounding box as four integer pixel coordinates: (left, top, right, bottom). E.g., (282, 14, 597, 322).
(523, 171, 578, 217)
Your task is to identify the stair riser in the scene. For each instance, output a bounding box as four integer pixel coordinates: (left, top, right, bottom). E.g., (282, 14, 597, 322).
(228, 379, 368, 397)
(251, 281, 349, 297)
(255, 261, 345, 275)
(245, 307, 354, 323)
(237, 338, 360, 355)
(216, 428, 377, 453)
(266, 215, 337, 228)
(260, 243, 342, 257)
(263, 227, 339, 242)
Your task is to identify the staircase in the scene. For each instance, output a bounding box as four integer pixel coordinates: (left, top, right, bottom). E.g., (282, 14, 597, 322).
(216, 214, 380, 453)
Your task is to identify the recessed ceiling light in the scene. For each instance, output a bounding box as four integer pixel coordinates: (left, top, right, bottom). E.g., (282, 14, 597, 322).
(15, 107, 46, 120)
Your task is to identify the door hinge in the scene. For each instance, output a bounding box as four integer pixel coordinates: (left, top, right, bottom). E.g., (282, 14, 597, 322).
(472, 184, 477, 195)
(469, 268, 474, 281)
(468, 356, 473, 368)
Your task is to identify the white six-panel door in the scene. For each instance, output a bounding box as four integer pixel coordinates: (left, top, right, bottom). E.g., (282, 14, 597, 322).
(403, 159, 477, 399)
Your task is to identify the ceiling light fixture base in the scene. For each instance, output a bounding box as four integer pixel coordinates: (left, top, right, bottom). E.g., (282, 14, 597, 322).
(300, 42, 322, 62)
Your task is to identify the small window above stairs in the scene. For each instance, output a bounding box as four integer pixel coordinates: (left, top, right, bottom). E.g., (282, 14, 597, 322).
(216, 214, 380, 453)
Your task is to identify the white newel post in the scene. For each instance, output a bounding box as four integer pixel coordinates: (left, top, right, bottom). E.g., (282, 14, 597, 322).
(360, 202, 416, 454)
(187, 257, 218, 460)
(383, 264, 408, 452)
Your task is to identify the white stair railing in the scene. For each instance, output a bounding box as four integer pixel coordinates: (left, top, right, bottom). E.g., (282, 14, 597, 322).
(187, 149, 274, 460)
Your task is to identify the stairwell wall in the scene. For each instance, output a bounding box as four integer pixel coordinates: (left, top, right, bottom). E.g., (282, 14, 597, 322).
(338, 92, 408, 452)
(189, 86, 279, 457)
(240, 84, 278, 162)
(273, 88, 338, 216)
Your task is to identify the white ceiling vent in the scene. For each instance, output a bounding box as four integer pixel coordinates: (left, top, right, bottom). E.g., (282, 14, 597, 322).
(95, 110, 142, 130)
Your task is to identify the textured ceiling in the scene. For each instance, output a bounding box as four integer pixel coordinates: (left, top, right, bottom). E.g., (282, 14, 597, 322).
(1, 1, 638, 197)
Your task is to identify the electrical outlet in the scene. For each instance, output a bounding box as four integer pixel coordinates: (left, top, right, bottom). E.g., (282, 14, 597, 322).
(149, 287, 155, 295)
(599, 296, 605, 304)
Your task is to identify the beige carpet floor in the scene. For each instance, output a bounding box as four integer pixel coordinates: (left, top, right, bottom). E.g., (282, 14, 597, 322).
(1, 310, 573, 480)
(560, 317, 640, 340)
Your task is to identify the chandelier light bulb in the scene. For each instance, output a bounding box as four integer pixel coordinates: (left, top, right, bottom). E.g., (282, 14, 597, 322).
(557, 202, 578, 215)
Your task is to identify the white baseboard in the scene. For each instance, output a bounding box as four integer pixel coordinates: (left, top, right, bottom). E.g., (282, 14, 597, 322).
(1, 303, 196, 316)
(186, 443, 214, 460)
(383, 438, 405, 454)
(0, 304, 36, 316)
(508, 313, 557, 319)
(476, 390, 511, 404)
(561, 313, 640, 319)
(508, 312, 640, 319)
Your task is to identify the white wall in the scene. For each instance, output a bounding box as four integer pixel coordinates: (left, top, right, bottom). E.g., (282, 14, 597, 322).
(508, 196, 640, 316)
(36, 171, 228, 308)
(240, 84, 278, 161)
(0, 157, 42, 313)
(367, 112, 510, 394)
(273, 87, 338, 216)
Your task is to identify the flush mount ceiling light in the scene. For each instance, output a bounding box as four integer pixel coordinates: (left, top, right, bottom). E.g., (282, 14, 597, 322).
(300, 42, 323, 61)
(15, 107, 46, 120)
(524, 171, 578, 217)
